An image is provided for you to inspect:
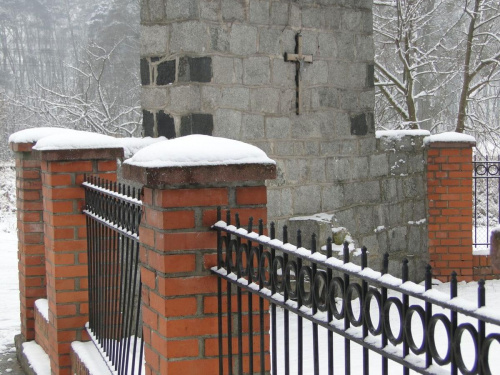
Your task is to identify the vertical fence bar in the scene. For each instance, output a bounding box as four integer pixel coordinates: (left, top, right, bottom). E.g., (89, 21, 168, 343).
(381, 253, 389, 375)
(311, 234, 319, 375)
(235, 214, 243, 375)
(258, 219, 265, 375)
(283, 226, 290, 375)
(217, 208, 223, 375)
(450, 271, 457, 375)
(478, 280, 486, 375)
(361, 247, 368, 375)
(326, 238, 334, 375)
(247, 218, 254, 375)
(226, 211, 233, 375)
(402, 259, 409, 375)
(297, 231, 303, 375)
(270, 223, 277, 375)
(343, 242, 350, 375)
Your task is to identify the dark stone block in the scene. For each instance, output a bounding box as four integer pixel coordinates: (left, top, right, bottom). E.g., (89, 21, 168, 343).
(157, 60, 176, 85)
(366, 64, 374, 87)
(179, 56, 212, 83)
(158, 111, 176, 138)
(143, 110, 155, 137)
(180, 114, 214, 136)
(350, 113, 367, 136)
(140, 58, 150, 85)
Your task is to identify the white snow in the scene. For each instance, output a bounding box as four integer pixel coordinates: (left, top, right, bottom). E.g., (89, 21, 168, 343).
(22, 341, 50, 375)
(124, 134, 276, 168)
(8, 127, 76, 144)
(376, 130, 430, 139)
(35, 299, 49, 322)
(423, 132, 476, 145)
(289, 213, 334, 223)
(117, 137, 166, 159)
(33, 130, 122, 151)
(71, 341, 112, 375)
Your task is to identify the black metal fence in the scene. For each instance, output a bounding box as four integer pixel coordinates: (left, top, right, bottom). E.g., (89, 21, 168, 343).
(83, 176, 144, 375)
(473, 156, 500, 250)
(212, 209, 500, 375)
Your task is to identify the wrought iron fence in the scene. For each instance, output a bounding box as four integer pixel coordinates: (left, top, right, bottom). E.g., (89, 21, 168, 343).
(83, 176, 144, 375)
(212, 209, 500, 375)
(473, 156, 500, 250)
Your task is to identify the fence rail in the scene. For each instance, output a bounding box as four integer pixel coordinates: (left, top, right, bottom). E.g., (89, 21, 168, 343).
(212, 209, 500, 375)
(83, 176, 144, 375)
(473, 156, 500, 250)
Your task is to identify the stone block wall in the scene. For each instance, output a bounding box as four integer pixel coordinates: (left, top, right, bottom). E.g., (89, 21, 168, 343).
(140, 0, 375, 225)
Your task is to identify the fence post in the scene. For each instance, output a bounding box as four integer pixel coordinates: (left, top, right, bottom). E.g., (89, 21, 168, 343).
(123, 138, 275, 375)
(426, 135, 475, 282)
(10, 140, 45, 342)
(35, 146, 122, 375)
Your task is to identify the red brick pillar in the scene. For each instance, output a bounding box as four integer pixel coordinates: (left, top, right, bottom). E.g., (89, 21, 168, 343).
(10, 141, 45, 341)
(124, 158, 275, 375)
(426, 136, 475, 282)
(37, 147, 122, 375)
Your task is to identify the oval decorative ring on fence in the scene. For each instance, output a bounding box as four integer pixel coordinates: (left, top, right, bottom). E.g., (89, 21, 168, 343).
(313, 271, 328, 312)
(453, 323, 478, 375)
(346, 283, 363, 327)
(272, 256, 285, 293)
(481, 333, 500, 375)
(249, 246, 260, 283)
(427, 313, 451, 366)
(259, 250, 272, 287)
(298, 266, 312, 305)
(328, 277, 345, 319)
(487, 164, 499, 176)
(238, 243, 249, 277)
(363, 288, 382, 335)
(225, 238, 238, 273)
(404, 305, 426, 354)
(384, 297, 403, 345)
(285, 261, 298, 300)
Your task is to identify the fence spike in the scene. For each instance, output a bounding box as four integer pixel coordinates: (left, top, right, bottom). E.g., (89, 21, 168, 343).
(235, 213, 240, 228)
(425, 265, 433, 291)
(270, 222, 275, 240)
(248, 217, 253, 232)
(326, 237, 332, 259)
(297, 229, 302, 248)
(382, 253, 389, 275)
(361, 246, 367, 269)
(258, 219, 263, 236)
(226, 210, 231, 226)
(478, 279, 485, 308)
(311, 233, 316, 254)
(343, 241, 349, 264)
(450, 271, 457, 298)
(402, 259, 409, 283)
(283, 225, 288, 244)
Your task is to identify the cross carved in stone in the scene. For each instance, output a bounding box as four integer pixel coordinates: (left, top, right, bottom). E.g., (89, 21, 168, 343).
(285, 33, 313, 115)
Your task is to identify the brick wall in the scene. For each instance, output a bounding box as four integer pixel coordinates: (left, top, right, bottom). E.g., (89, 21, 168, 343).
(427, 141, 476, 282)
(11, 142, 45, 341)
(124, 160, 275, 375)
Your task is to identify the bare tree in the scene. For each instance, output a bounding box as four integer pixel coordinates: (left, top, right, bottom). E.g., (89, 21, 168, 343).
(374, 0, 500, 141)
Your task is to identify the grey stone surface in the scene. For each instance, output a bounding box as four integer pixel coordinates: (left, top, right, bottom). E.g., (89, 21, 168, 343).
(270, 2, 289, 25)
(265, 117, 291, 139)
(212, 56, 238, 84)
(272, 58, 296, 88)
(388, 227, 407, 253)
(242, 114, 265, 139)
(293, 185, 322, 215)
(149, 0, 166, 22)
(141, 25, 168, 55)
(344, 180, 380, 205)
(170, 85, 201, 112)
(249, 0, 269, 24)
(244, 57, 270, 85)
(141, 87, 169, 109)
(213, 109, 242, 139)
(302, 60, 329, 85)
(210, 26, 230, 52)
(200, 0, 219, 21)
(220, 87, 250, 110)
(321, 184, 344, 211)
(318, 33, 337, 58)
(166, 0, 198, 20)
(201, 85, 221, 110)
(259, 29, 283, 55)
(170, 21, 208, 53)
(250, 88, 280, 113)
(222, 0, 246, 21)
(230, 25, 258, 55)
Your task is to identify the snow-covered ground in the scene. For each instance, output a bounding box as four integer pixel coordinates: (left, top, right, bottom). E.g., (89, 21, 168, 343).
(1, 165, 500, 374)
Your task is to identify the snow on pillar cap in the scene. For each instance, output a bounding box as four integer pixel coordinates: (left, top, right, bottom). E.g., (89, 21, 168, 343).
(423, 132, 476, 147)
(124, 135, 276, 168)
(122, 135, 276, 186)
(9, 127, 77, 144)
